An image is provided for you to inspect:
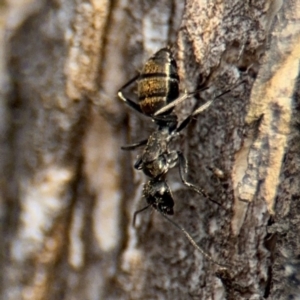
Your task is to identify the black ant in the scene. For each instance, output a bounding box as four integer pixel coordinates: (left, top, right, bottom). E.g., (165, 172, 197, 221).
(118, 48, 232, 267)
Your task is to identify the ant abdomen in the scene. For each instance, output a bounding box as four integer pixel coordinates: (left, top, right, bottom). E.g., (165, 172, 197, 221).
(138, 48, 180, 115)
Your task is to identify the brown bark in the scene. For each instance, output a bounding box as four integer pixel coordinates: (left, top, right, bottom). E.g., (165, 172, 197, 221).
(1, 0, 300, 299)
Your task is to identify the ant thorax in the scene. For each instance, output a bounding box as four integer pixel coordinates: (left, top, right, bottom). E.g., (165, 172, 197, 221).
(137, 128, 178, 179)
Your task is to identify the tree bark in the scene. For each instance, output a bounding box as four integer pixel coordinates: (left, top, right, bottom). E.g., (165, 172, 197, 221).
(1, 0, 300, 299)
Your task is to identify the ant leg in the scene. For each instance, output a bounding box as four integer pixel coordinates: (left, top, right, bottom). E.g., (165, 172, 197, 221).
(177, 151, 221, 206)
(134, 155, 143, 170)
(154, 92, 191, 116)
(154, 87, 209, 116)
(133, 204, 151, 227)
(121, 139, 148, 151)
(118, 74, 144, 115)
(158, 212, 230, 268)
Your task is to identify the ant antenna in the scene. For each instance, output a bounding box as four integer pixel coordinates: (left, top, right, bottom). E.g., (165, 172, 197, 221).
(211, 80, 246, 102)
(159, 211, 230, 268)
(176, 80, 246, 133)
(133, 204, 152, 227)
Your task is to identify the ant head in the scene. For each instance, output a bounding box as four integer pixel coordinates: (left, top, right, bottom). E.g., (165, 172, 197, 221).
(143, 179, 174, 215)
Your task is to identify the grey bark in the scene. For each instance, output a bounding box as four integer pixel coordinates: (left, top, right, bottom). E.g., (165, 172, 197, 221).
(0, 0, 300, 299)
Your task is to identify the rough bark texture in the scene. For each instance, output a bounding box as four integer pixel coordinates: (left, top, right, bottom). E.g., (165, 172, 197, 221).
(0, 0, 300, 299)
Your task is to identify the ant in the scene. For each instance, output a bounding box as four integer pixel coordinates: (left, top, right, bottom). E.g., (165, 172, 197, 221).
(118, 48, 232, 267)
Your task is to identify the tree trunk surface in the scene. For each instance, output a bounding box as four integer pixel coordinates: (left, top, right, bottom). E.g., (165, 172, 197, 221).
(1, 0, 300, 299)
